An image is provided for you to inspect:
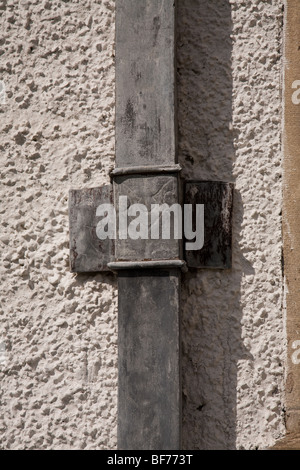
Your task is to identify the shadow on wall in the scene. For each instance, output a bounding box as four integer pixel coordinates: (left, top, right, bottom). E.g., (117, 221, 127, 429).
(177, 0, 254, 450)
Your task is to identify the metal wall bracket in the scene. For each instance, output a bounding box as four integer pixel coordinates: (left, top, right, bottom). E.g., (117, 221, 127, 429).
(184, 181, 234, 270)
(67, 0, 234, 451)
(68, 180, 234, 273)
(69, 185, 114, 273)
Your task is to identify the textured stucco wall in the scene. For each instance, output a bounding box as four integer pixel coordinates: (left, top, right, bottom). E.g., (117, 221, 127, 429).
(178, 0, 285, 450)
(0, 0, 117, 450)
(0, 0, 285, 450)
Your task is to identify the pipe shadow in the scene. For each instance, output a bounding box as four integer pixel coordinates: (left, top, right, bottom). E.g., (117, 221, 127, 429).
(177, 0, 254, 449)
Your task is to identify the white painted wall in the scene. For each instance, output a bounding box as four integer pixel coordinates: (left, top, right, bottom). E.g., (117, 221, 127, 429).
(178, 0, 285, 449)
(0, 0, 117, 450)
(0, 0, 285, 449)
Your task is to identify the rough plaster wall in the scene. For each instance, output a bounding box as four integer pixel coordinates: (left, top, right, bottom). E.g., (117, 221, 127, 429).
(0, 0, 117, 449)
(178, 0, 285, 449)
(0, 0, 286, 451)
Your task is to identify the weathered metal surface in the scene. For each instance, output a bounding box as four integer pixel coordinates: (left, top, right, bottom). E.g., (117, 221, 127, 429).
(68, 186, 114, 272)
(115, 0, 182, 451)
(118, 269, 181, 450)
(113, 173, 181, 262)
(110, 164, 182, 177)
(108, 260, 186, 271)
(115, 0, 177, 168)
(184, 181, 234, 269)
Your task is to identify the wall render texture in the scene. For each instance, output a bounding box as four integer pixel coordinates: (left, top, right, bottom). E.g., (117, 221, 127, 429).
(178, 0, 285, 450)
(0, 0, 285, 450)
(0, 0, 117, 450)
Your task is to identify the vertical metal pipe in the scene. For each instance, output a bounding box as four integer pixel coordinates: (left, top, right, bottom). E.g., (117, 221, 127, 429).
(114, 0, 181, 450)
